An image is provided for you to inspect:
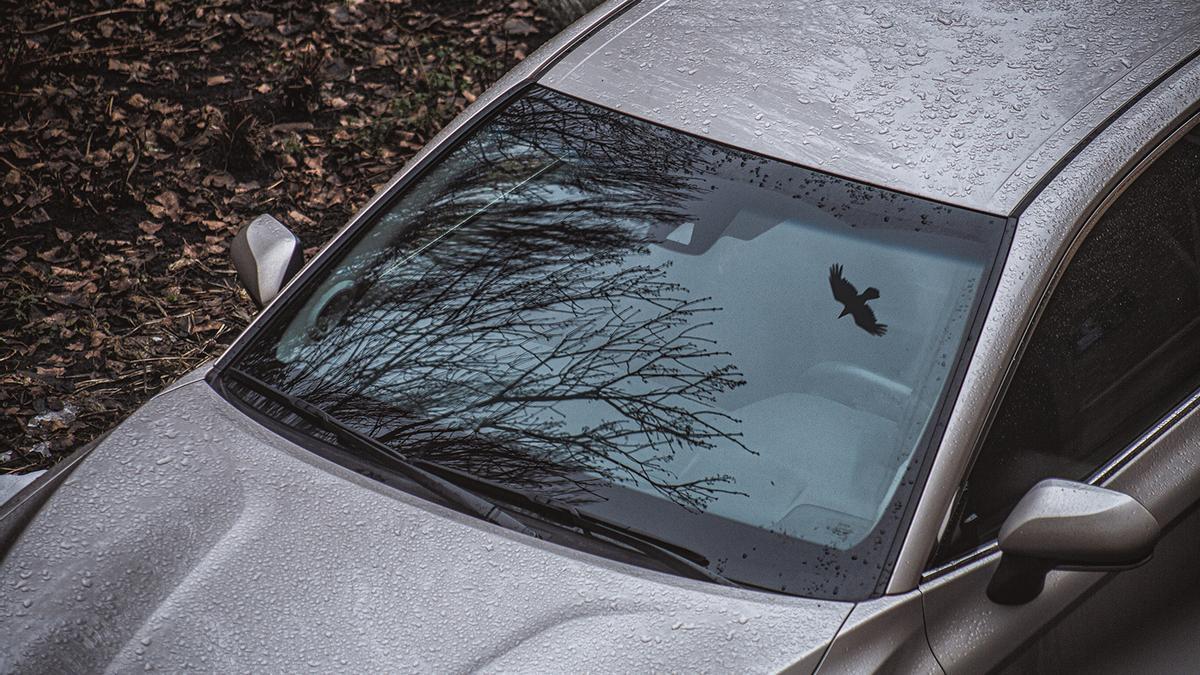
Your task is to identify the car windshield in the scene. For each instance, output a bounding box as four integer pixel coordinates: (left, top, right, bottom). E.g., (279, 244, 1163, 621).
(224, 86, 1006, 600)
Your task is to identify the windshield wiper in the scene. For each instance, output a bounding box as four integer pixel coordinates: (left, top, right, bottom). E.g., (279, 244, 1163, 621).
(223, 367, 539, 539)
(223, 368, 737, 588)
(411, 460, 742, 589)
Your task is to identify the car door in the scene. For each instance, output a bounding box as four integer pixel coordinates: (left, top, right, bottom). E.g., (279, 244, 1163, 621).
(918, 116, 1200, 672)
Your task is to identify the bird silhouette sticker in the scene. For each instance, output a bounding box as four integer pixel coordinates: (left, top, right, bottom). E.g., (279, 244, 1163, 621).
(829, 264, 888, 336)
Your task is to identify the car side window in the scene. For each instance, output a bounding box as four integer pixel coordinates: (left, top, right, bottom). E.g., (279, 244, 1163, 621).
(937, 127, 1200, 564)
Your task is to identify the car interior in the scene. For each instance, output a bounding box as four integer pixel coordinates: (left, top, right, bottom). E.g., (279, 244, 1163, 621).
(264, 134, 992, 552)
(635, 198, 987, 549)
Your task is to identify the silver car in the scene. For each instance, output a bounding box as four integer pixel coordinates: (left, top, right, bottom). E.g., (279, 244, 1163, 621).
(6, 0, 1200, 671)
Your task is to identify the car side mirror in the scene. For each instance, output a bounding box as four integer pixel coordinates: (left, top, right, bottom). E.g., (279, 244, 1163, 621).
(230, 214, 304, 307)
(987, 479, 1160, 605)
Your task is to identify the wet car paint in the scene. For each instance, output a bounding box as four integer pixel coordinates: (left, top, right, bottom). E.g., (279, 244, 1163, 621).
(0, 375, 850, 672)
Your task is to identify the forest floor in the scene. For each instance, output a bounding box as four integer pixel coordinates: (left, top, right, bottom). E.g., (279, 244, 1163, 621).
(0, 0, 557, 472)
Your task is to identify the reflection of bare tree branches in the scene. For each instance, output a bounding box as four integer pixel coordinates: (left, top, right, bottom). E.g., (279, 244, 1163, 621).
(241, 88, 752, 510)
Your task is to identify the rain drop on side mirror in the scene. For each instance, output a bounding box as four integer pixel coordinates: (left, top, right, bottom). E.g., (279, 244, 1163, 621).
(230, 214, 304, 307)
(987, 479, 1160, 605)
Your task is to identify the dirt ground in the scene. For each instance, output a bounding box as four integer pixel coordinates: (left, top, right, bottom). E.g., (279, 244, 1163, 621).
(0, 0, 556, 472)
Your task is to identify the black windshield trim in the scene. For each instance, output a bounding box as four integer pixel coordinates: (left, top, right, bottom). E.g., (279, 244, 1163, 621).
(874, 214, 1017, 593)
(211, 373, 751, 591)
(208, 84, 1013, 600)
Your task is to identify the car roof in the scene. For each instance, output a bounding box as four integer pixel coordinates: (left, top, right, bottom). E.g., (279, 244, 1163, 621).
(541, 0, 1200, 215)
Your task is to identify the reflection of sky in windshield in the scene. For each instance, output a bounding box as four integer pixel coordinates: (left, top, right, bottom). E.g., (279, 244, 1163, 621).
(590, 213, 981, 548)
(234, 86, 1005, 600)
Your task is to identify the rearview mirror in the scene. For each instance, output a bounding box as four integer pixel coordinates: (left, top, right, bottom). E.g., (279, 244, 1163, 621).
(987, 479, 1159, 605)
(230, 214, 304, 307)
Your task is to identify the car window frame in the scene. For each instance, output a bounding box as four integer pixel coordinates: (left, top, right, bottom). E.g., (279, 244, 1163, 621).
(924, 109, 1200, 578)
(206, 80, 1017, 600)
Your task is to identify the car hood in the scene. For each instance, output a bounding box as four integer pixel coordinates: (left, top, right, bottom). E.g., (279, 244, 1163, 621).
(0, 374, 852, 673)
